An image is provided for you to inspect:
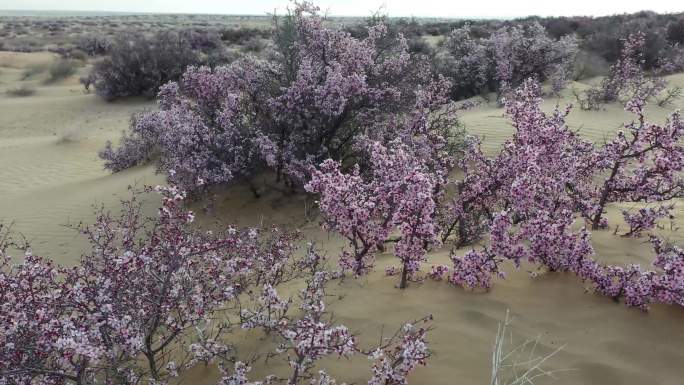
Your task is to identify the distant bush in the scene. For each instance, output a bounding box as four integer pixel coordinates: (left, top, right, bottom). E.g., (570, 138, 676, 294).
(180, 29, 223, 52)
(658, 43, 684, 74)
(436, 22, 578, 100)
(407, 36, 434, 56)
(220, 27, 271, 45)
(21, 63, 47, 80)
(667, 17, 684, 45)
(241, 36, 266, 53)
(74, 34, 111, 56)
(205, 48, 241, 68)
(573, 32, 666, 110)
(49, 45, 90, 61)
(571, 50, 610, 80)
(68, 49, 88, 61)
(47, 59, 77, 82)
(10, 36, 42, 52)
(6, 85, 36, 97)
(87, 31, 201, 100)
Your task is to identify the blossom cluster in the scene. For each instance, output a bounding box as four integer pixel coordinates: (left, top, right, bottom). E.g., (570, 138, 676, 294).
(620, 205, 674, 237)
(449, 249, 505, 290)
(368, 317, 432, 385)
(240, 271, 356, 383)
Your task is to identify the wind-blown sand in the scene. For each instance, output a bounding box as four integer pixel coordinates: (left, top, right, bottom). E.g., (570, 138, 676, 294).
(1, 51, 683, 384)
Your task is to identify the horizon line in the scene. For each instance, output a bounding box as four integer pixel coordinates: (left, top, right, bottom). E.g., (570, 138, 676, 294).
(1, 8, 681, 20)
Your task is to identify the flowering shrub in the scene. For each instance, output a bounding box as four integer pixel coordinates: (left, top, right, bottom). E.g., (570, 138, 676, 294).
(439, 78, 683, 310)
(1, 186, 434, 384)
(573, 237, 684, 310)
(588, 94, 684, 229)
(306, 141, 441, 288)
(574, 32, 667, 110)
(437, 22, 578, 100)
(101, 2, 444, 195)
(0, 186, 307, 383)
(449, 249, 504, 290)
(100, 68, 264, 194)
(241, 271, 356, 383)
(305, 74, 460, 288)
(448, 80, 595, 272)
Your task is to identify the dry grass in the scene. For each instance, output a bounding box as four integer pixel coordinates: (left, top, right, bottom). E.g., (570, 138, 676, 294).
(491, 310, 570, 385)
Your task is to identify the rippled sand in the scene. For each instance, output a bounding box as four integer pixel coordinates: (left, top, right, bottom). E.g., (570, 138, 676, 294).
(1, 51, 683, 385)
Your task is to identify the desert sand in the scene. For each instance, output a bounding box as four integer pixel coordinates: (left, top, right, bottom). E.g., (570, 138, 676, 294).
(1, 51, 683, 385)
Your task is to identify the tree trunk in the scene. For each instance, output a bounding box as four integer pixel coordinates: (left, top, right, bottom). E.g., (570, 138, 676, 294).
(399, 263, 409, 289)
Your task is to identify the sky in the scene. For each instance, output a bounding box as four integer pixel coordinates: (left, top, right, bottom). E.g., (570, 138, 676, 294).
(1, 0, 682, 18)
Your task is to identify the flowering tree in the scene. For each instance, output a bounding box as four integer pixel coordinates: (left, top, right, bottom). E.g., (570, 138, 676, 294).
(437, 79, 684, 310)
(439, 137, 503, 247)
(305, 75, 460, 288)
(574, 32, 667, 110)
(435, 24, 492, 99)
(437, 22, 577, 100)
(306, 141, 441, 289)
(0, 186, 311, 384)
(71, 186, 311, 381)
(490, 22, 578, 98)
(241, 271, 356, 383)
(448, 80, 595, 274)
(101, 2, 438, 195)
(587, 95, 684, 229)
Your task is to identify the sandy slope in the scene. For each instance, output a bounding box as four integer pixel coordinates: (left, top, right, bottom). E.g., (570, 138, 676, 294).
(1, 51, 683, 384)
(0, 52, 161, 258)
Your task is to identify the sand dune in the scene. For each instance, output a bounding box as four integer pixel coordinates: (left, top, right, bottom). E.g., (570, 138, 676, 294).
(1, 52, 683, 384)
